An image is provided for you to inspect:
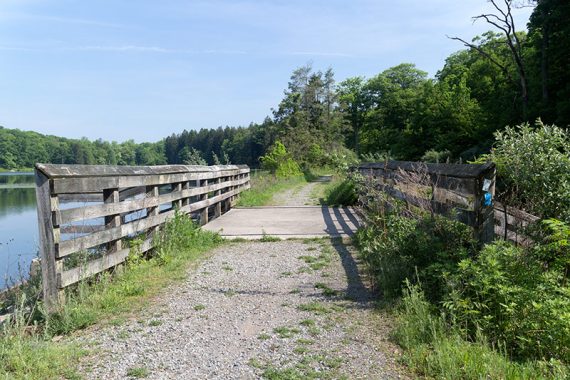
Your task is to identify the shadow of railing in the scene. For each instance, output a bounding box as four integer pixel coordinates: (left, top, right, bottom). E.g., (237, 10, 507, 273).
(321, 206, 373, 306)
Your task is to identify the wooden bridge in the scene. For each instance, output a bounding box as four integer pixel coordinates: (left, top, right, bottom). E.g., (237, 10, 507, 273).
(34, 160, 537, 309)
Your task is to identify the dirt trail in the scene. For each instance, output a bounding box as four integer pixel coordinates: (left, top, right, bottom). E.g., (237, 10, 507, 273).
(271, 176, 331, 206)
(77, 240, 408, 379)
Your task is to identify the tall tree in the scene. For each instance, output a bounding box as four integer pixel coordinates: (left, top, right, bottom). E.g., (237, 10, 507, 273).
(450, 0, 530, 118)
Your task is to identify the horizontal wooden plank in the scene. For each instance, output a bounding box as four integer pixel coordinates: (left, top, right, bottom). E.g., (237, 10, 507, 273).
(53, 170, 249, 194)
(36, 163, 248, 178)
(59, 177, 250, 224)
(358, 161, 494, 179)
(494, 225, 534, 246)
(57, 226, 122, 257)
(58, 248, 130, 288)
(61, 225, 106, 234)
(358, 167, 477, 195)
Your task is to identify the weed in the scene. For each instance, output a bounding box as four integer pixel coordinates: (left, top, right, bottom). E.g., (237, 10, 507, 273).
(308, 326, 321, 336)
(273, 326, 301, 338)
(299, 319, 316, 327)
(314, 283, 339, 297)
(193, 304, 205, 311)
(289, 288, 301, 294)
(298, 302, 333, 315)
(126, 366, 150, 378)
(294, 346, 310, 354)
(296, 338, 315, 345)
(258, 333, 271, 340)
(260, 231, 281, 242)
(221, 265, 233, 271)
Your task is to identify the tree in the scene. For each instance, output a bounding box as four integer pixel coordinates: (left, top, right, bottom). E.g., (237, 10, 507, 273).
(338, 77, 369, 155)
(450, 0, 530, 118)
(527, 0, 570, 125)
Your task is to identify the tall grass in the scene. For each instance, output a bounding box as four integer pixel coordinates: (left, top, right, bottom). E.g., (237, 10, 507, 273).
(0, 211, 222, 378)
(394, 283, 568, 380)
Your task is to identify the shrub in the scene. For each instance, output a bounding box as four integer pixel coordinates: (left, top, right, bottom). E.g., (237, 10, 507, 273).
(323, 179, 358, 206)
(446, 240, 570, 362)
(260, 141, 302, 178)
(488, 120, 570, 221)
(355, 208, 475, 302)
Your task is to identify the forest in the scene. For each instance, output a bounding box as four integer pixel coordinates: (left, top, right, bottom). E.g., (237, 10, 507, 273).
(0, 0, 568, 170)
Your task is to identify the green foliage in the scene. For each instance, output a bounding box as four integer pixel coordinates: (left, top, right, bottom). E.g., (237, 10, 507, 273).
(260, 141, 302, 178)
(421, 149, 451, 163)
(355, 184, 570, 373)
(446, 241, 570, 363)
(179, 146, 207, 165)
(395, 284, 569, 380)
(322, 179, 357, 206)
(488, 120, 570, 221)
(355, 209, 475, 302)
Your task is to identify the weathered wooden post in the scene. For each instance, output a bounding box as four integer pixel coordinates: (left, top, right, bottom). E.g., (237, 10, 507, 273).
(146, 185, 159, 237)
(214, 176, 222, 218)
(103, 188, 122, 253)
(35, 168, 62, 310)
(200, 179, 209, 225)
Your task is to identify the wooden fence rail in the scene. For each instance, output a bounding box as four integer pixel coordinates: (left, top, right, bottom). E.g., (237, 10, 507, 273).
(356, 161, 541, 246)
(35, 163, 250, 309)
(356, 161, 496, 244)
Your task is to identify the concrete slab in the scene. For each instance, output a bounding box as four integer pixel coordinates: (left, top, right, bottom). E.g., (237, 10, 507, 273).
(202, 206, 361, 239)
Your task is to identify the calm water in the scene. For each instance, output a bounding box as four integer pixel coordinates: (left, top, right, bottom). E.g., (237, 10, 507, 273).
(0, 172, 37, 289)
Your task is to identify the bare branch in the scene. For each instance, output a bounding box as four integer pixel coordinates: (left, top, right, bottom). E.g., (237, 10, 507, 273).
(447, 35, 515, 84)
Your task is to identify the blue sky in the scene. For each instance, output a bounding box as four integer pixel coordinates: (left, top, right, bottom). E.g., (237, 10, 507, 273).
(0, 0, 533, 142)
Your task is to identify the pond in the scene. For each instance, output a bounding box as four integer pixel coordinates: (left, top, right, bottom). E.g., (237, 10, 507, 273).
(0, 172, 38, 290)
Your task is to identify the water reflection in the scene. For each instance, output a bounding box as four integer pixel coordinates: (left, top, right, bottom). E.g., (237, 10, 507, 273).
(0, 173, 38, 289)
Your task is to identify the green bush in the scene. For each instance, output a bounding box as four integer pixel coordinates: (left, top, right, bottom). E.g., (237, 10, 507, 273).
(355, 208, 475, 302)
(260, 141, 302, 178)
(487, 120, 570, 221)
(446, 239, 570, 363)
(323, 179, 358, 206)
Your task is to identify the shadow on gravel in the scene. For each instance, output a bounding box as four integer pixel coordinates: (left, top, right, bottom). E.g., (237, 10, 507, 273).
(330, 242, 376, 308)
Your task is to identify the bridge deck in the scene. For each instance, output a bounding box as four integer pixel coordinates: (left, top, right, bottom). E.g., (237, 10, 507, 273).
(202, 206, 360, 239)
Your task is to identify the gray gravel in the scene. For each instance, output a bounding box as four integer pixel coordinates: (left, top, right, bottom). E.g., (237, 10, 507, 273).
(77, 240, 407, 379)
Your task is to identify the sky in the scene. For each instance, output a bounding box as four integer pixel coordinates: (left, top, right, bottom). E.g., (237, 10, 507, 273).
(0, 0, 533, 143)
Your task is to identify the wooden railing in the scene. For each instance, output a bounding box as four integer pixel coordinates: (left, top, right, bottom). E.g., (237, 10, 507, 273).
(34, 163, 250, 308)
(494, 201, 539, 246)
(356, 161, 496, 244)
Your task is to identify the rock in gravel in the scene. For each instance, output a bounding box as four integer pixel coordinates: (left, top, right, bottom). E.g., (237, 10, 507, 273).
(76, 240, 409, 379)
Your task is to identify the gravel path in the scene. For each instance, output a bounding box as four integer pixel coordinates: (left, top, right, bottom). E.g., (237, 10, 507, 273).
(271, 182, 320, 206)
(77, 240, 407, 379)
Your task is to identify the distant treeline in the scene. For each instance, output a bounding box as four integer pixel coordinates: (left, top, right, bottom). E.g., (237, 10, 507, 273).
(1, 0, 567, 169)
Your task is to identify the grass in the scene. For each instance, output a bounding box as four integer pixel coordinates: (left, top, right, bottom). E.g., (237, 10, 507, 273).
(126, 366, 150, 378)
(0, 212, 222, 378)
(314, 283, 339, 297)
(299, 319, 316, 327)
(393, 283, 570, 380)
(298, 302, 334, 315)
(273, 326, 301, 339)
(236, 171, 307, 207)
